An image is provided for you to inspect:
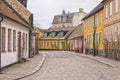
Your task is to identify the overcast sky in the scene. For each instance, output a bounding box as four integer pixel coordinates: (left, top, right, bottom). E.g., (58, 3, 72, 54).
(28, 0, 102, 29)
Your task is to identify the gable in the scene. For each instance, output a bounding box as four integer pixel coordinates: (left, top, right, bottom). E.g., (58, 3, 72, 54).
(0, 1, 29, 27)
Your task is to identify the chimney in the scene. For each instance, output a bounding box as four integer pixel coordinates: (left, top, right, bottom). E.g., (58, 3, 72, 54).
(68, 11, 70, 14)
(62, 10, 66, 14)
(79, 8, 84, 13)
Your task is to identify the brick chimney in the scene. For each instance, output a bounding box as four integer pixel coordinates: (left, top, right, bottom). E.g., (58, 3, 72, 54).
(62, 10, 66, 14)
(18, 0, 27, 8)
(79, 8, 84, 13)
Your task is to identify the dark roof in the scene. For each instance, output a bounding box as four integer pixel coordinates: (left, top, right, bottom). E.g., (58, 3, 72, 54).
(83, 3, 103, 20)
(41, 27, 75, 40)
(0, 1, 31, 29)
(52, 12, 77, 24)
(1, 0, 33, 29)
(68, 24, 83, 39)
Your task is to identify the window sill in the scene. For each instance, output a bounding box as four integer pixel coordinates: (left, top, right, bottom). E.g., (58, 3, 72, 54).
(2, 50, 6, 53)
(8, 50, 12, 52)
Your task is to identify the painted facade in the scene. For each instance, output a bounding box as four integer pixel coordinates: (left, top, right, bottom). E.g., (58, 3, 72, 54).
(52, 8, 87, 28)
(40, 9, 86, 50)
(103, 0, 120, 60)
(68, 24, 84, 52)
(37, 28, 43, 49)
(83, 3, 104, 55)
(1, 0, 33, 67)
(40, 27, 74, 50)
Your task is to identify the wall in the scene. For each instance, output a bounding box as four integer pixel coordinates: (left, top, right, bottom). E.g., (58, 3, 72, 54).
(83, 9, 104, 54)
(1, 18, 29, 67)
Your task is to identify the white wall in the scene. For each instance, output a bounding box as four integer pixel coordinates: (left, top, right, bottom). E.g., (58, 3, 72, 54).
(1, 18, 30, 67)
(72, 13, 87, 26)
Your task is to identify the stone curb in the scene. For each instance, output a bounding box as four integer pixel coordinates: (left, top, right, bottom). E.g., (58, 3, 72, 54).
(13, 54, 46, 80)
(72, 53, 115, 68)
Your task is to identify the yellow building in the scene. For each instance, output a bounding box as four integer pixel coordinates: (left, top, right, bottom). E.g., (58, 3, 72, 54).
(40, 9, 86, 50)
(40, 27, 74, 50)
(83, 2, 104, 55)
(36, 28, 43, 49)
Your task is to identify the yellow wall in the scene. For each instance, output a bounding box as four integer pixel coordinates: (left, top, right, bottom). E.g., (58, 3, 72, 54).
(37, 29, 43, 49)
(39, 40, 67, 50)
(84, 9, 104, 51)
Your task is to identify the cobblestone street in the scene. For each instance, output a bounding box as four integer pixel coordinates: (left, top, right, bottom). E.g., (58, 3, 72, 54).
(21, 51, 120, 80)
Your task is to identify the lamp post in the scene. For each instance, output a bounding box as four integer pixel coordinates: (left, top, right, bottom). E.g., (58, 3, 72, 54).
(93, 25, 96, 56)
(84, 38, 86, 54)
(0, 13, 4, 73)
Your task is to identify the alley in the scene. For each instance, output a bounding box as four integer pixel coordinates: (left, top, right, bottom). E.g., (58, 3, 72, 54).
(21, 51, 120, 80)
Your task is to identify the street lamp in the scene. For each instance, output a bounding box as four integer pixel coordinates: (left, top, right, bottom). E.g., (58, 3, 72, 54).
(84, 38, 86, 54)
(93, 25, 96, 56)
(0, 13, 4, 73)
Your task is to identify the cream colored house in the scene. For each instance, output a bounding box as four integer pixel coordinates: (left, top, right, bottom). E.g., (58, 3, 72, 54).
(103, 0, 120, 60)
(52, 8, 87, 28)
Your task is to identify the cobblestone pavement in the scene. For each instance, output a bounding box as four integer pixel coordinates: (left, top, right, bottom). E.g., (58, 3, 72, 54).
(21, 51, 120, 80)
(0, 53, 44, 80)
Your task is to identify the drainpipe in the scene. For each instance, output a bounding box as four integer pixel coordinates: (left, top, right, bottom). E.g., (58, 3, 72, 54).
(0, 13, 4, 74)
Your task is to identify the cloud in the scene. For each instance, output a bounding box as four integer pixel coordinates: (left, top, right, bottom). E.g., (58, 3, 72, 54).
(28, 0, 102, 29)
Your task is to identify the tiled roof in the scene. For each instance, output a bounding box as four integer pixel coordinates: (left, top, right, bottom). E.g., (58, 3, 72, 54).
(52, 12, 76, 24)
(1, 0, 33, 27)
(83, 2, 103, 20)
(6, 0, 32, 22)
(0, 1, 29, 27)
(68, 24, 83, 39)
(41, 27, 75, 40)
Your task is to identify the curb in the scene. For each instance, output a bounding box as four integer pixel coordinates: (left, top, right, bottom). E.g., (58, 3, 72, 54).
(14, 54, 46, 80)
(72, 53, 115, 68)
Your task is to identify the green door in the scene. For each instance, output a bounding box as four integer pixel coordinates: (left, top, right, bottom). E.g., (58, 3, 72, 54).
(61, 42, 65, 50)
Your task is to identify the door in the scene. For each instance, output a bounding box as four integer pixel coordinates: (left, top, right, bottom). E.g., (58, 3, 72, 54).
(59, 42, 65, 50)
(61, 42, 65, 50)
(17, 32, 21, 59)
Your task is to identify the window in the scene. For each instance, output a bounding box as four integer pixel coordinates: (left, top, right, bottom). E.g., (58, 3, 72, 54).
(95, 14, 98, 26)
(62, 16, 67, 22)
(110, 2, 113, 16)
(95, 33, 99, 45)
(59, 32, 63, 37)
(40, 42, 43, 46)
(13, 30, 16, 51)
(105, 5, 108, 18)
(115, 0, 118, 13)
(54, 42, 56, 46)
(114, 26, 118, 41)
(88, 19, 90, 28)
(47, 42, 49, 46)
(109, 27, 112, 42)
(99, 32, 102, 44)
(2, 27, 6, 52)
(8, 29, 11, 51)
(26, 34, 27, 50)
(92, 16, 94, 27)
(50, 42, 52, 46)
(44, 42, 46, 46)
(100, 13, 102, 25)
(44, 33, 47, 37)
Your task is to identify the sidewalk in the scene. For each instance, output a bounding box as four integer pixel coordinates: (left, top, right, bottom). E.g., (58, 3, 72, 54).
(70, 51, 120, 69)
(0, 53, 46, 80)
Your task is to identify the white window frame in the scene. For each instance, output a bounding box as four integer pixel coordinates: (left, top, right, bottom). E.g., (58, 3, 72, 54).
(114, 26, 118, 41)
(115, 0, 119, 13)
(105, 5, 108, 18)
(110, 2, 113, 16)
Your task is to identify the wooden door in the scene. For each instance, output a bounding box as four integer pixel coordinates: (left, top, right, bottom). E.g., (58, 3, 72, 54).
(18, 32, 21, 59)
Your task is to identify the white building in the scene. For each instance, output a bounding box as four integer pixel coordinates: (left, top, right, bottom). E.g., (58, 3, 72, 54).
(0, 0, 33, 67)
(52, 8, 87, 28)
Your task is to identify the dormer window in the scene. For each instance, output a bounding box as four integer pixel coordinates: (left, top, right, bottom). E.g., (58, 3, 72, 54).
(44, 33, 47, 37)
(51, 32, 56, 37)
(59, 32, 64, 37)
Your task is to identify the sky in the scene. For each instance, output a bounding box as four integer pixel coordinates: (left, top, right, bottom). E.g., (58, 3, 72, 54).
(28, 0, 103, 29)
